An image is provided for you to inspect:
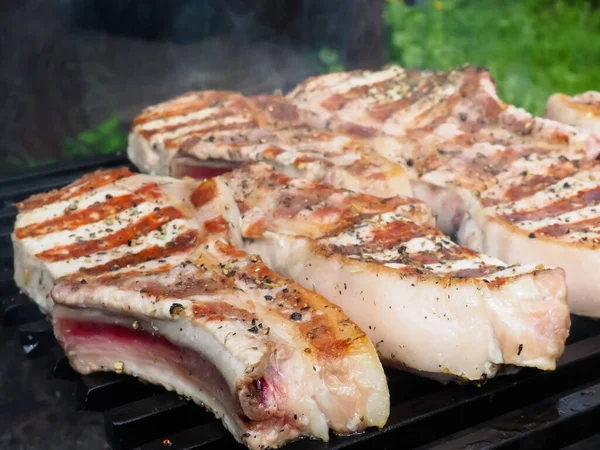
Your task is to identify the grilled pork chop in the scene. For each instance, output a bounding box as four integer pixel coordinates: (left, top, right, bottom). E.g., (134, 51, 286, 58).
(128, 90, 412, 198)
(287, 65, 600, 317)
(288, 65, 600, 173)
(546, 92, 600, 137)
(219, 163, 570, 381)
(12, 168, 389, 449)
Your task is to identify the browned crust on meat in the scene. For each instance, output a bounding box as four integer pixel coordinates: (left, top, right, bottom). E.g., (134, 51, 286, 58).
(204, 216, 230, 234)
(132, 91, 240, 128)
(164, 120, 259, 150)
(138, 109, 235, 139)
(35, 206, 184, 262)
(500, 186, 600, 223)
(15, 183, 162, 239)
(314, 237, 547, 288)
(191, 179, 217, 208)
(79, 230, 202, 276)
(191, 301, 256, 323)
(16, 168, 134, 213)
(488, 214, 600, 249)
(251, 95, 301, 123)
(235, 261, 366, 361)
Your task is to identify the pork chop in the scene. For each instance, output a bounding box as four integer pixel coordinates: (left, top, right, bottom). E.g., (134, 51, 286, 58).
(287, 65, 600, 317)
(219, 163, 570, 381)
(13, 168, 389, 450)
(128, 91, 412, 198)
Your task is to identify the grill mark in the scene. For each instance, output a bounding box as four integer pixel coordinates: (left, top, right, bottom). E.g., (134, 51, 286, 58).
(368, 98, 412, 122)
(164, 120, 259, 150)
(272, 187, 336, 219)
(252, 95, 300, 122)
(143, 274, 235, 299)
(17, 168, 134, 213)
(190, 179, 217, 208)
(502, 186, 600, 223)
(223, 97, 276, 128)
(191, 301, 255, 322)
(293, 155, 322, 167)
(92, 265, 174, 284)
(349, 194, 414, 215)
(79, 230, 200, 276)
(214, 240, 247, 258)
(35, 206, 184, 262)
(320, 77, 396, 111)
(409, 92, 462, 132)
(15, 183, 160, 239)
(454, 147, 551, 182)
(411, 245, 480, 265)
(138, 109, 235, 139)
(371, 220, 441, 247)
(495, 175, 565, 205)
(261, 146, 285, 160)
(244, 217, 267, 238)
(133, 91, 237, 128)
(458, 69, 505, 120)
(535, 216, 600, 238)
(345, 159, 382, 179)
(329, 235, 478, 267)
(334, 121, 379, 138)
(204, 216, 229, 234)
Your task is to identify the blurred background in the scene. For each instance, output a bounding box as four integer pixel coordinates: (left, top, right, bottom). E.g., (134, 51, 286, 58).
(0, 0, 599, 171)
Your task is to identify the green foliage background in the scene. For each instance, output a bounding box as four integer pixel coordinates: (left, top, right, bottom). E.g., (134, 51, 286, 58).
(63, 114, 126, 159)
(384, 0, 600, 116)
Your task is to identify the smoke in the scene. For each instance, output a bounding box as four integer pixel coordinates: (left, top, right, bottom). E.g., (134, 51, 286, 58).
(1, 0, 384, 166)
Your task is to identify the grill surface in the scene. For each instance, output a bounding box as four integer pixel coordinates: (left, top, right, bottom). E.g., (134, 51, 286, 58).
(2, 154, 600, 450)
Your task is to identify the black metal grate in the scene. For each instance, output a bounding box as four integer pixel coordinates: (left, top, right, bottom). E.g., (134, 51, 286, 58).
(2, 154, 600, 450)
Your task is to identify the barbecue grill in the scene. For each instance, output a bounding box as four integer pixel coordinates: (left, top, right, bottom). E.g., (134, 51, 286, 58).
(2, 155, 600, 450)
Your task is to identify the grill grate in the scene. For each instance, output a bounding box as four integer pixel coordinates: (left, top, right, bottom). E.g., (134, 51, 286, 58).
(2, 154, 600, 450)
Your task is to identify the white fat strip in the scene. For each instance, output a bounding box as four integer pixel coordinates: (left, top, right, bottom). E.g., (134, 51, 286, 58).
(489, 171, 600, 215)
(21, 201, 169, 253)
(15, 186, 131, 229)
(149, 117, 252, 145)
(136, 106, 222, 132)
(514, 204, 600, 232)
(44, 219, 192, 277)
